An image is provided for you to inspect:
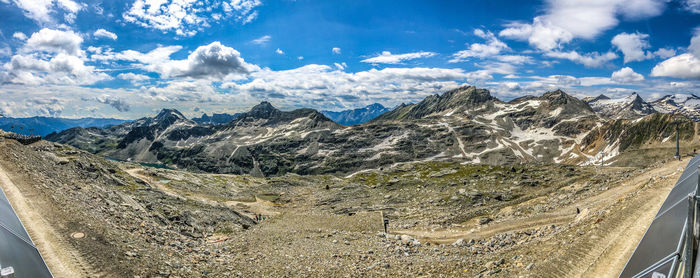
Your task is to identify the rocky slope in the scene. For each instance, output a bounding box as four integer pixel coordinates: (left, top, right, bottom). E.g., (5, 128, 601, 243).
(586, 93, 656, 119)
(46, 86, 700, 176)
(651, 94, 700, 121)
(321, 103, 391, 125)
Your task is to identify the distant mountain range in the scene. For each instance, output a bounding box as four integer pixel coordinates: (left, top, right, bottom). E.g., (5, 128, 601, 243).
(650, 94, 700, 121)
(0, 116, 129, 137)
(191, 112, 241, 125)
(585, 93, 656, 119)
(45, 86, 700, 177)
(321, 103, 391, 125)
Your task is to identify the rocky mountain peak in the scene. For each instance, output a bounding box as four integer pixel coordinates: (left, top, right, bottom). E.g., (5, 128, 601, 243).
(538, 89, 595, 115)
(590, 94, 610, 102)
(246, 101, 281, 119)
(153, 109, 190, 127)
(373, 86, 498, 121)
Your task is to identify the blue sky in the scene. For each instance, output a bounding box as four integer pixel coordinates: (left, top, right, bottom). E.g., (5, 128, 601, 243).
(0, 0, 699, 119)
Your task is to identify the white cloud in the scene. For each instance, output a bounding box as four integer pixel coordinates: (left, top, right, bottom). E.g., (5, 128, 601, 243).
(450, 29, 509, 63)
(12, 32, 27, 40)
(221, 65, 473, 108)
(611, 67, 645, 83)
(611, 32, 654, 63)
(650, 54, 700, 79)
(25, 28, 83, 56)
(691, 28, 700, 58)
(93, 28, 117, 40)
(94, 95, 130, 112)
(650, 30, 700, 79)
(150, 41, 258, 79)
(251, 35, 271, 45)
(653, 48, 677, 59)
(90, 45, 182, 66)
(499, 0, 666, 51)
(123, 0, 261, 36)
(7, 0, 83, 24)
(494, 55, 534, 65)
(297, 56, 304, 60)
(117, 72, 150, 83)
(333, 62, 347, 70)
(275, 48, 284, 55)
(332, 47, 341, 54)
(683, 0, 700, 13)
(361, 51, 436, 64)
(3, 53, 110, 85)
(545, 50, 618, 67)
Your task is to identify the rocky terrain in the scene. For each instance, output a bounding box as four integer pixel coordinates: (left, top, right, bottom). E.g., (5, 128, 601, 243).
(651, 94, 700, 121)
(45, 86, 700, 177)
(1, 135, 696, 277)
(321, 103, 391, 125)
(585, 93, 656, 119)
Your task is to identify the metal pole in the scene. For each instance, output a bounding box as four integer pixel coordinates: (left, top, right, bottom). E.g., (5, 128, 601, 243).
(686, 194, 696, 278)
(677, 123, 681, 161)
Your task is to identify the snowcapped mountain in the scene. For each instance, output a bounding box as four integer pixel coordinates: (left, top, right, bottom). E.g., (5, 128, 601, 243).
(321, 103, 391, 125)
(586, 93, 656, 119)
(650, 94, 700, 121)
(46, 86, 697, 176)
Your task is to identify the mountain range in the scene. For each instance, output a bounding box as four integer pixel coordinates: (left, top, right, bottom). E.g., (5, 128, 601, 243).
(585, 93, 656, 119)
(650, 94, 700, 121)
(45, 86, 700, 177)
(0, 116, 129, 137)
(321, 103, 391, 125)
(191, 112, 241, 125)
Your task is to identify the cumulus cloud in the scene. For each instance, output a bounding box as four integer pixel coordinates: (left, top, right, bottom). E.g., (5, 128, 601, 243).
(7, 0, 83, 24)
(450, 29, 510, 63)
(95, 95, 131, 112)
(12, 32, 27, 40)
(651, 54, 700, 79)
(93, 28, 117, 40)
(2, 28, 110, 85)
(151, 42, 257, 79)
(611, 67, 645, 83)
(611, 32, 654, 63)
(361, 51, 436, 64)
(499, 0, 666, 51)
(332, 47, 341, 54)
(25, 28, 83, 56)
(275, 48, 284, 55)
(545, 50, 618, 67)
(117, 72, 150, 84)
(653, 48, 677, 59)
(3, 53, 110, 85)
(123, 0, 261, 36)
(0, 96, 65, 117)
(651, 30, 700, 79)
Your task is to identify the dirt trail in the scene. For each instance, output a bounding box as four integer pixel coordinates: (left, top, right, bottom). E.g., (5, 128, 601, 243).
(0, 163, 92, 278)
(125, 168, 278, 217)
